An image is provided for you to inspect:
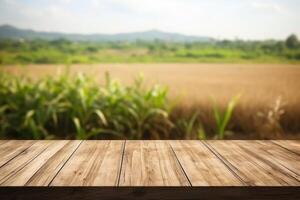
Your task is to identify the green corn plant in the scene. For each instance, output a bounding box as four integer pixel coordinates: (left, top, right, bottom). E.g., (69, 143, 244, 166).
(175, 112, 206, 140)
(197, 128, 206, 140)
(98, 72, 173, 139)
(212, 94, 241, 139)
(0, 71, 173, 139)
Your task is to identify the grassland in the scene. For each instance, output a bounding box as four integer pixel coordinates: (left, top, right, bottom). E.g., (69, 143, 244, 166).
(1, 64, 300, 139)
(1, 39, 300, 64)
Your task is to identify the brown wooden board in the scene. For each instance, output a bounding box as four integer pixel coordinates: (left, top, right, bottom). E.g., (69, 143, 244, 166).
(0, 140, 299, 200)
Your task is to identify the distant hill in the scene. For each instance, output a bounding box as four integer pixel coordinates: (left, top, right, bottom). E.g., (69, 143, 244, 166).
(0, 24, 213, 42)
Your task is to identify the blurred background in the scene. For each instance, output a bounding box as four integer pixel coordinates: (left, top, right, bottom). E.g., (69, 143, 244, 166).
(0, 0, 300, 140)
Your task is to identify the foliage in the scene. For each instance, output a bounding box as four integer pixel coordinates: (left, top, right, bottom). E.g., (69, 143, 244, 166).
(1, 35, 300, 64)
(212, 94, 241, 139)
(0, 72, 173, 139)
(286, 34, 299, 49)
(2, 71, 289, 140)
(173, 112, 206, 140)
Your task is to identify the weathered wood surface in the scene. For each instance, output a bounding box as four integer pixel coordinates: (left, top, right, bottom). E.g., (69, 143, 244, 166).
(0, 140, 299, 200)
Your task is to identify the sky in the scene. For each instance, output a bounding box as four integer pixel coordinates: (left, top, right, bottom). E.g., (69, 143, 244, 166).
(0, 0, 299, 40)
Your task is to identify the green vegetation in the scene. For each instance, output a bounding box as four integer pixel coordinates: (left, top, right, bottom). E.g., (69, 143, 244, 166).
(1, 71, 299, 139)
(1, 34, 300, 64)
(0, 72, 174, 139)
(212, 95, 241, 139)
(0, 71, 245, 139)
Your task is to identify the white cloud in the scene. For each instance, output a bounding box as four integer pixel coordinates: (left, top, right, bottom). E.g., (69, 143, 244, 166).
(250, 1, 285, 13)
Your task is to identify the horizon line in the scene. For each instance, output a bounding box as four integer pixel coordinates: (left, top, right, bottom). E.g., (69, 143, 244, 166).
(0, 23, 297, 41)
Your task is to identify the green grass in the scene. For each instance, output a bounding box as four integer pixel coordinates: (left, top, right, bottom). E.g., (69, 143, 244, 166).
(0, 71, 245, 139)
(0, 71, 173, 139)
(212, 94, 241, 139)
(2, 69, 299, 139)
(1, 39, 300, 64)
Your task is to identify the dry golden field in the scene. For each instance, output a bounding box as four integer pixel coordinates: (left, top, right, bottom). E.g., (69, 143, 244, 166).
(2, 64, 300, 138)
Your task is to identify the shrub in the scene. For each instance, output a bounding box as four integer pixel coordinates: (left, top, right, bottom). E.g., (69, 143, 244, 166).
(0, 72, 172, 139)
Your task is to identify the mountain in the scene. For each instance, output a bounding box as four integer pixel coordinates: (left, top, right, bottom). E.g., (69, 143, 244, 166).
(0, 24, 213, 42)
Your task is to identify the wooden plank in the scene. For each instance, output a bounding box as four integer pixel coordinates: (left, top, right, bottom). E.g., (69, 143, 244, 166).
(0, 140, 11, 147)
(1, 187, 300, 200)
(0, 141, 53, 184)
(0, 140, 34, 167)
(169, 140, 242, 186)
(0, 140, 80, 186)
(205, 141, 300, 186)
(119, 140, 190, 186)
(273, 140, 300, 155)
(0, 140, 299, 189)
(51, 140, 124, 186)
(244, 141, 300, 180)
(0, 140, 9, 146)
(25, 140, 82, 186)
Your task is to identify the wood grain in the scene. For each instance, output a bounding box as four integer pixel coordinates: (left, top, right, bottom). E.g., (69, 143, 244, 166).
(25, 140, 82, 186)
(119, 140, 190, 186)
(273, 140, 300, 155)
(0, 140, 34, 167)
(1, 187, 300, 200)
(0, 140, 299, 190)
(205, 140, 300, 186)
(51, 140, 124, 186)
(0, 140, 53, 184)
(1, 141, 67, 186)
(244, 141, 300, 181)
(169, 140, 242, 186)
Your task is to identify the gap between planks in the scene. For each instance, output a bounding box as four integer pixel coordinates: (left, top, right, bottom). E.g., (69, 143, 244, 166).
(0, 140, 299, 187)
(204, 140, 300, 186)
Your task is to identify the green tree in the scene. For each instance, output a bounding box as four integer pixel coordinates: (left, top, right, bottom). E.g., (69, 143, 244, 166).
(286, 34, 299, 49)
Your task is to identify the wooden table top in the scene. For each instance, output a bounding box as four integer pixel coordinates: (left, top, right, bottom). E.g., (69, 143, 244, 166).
(0, 140, 299, 187)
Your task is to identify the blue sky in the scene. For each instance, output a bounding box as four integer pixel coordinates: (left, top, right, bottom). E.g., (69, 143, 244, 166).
(0, 0, 299, 39)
